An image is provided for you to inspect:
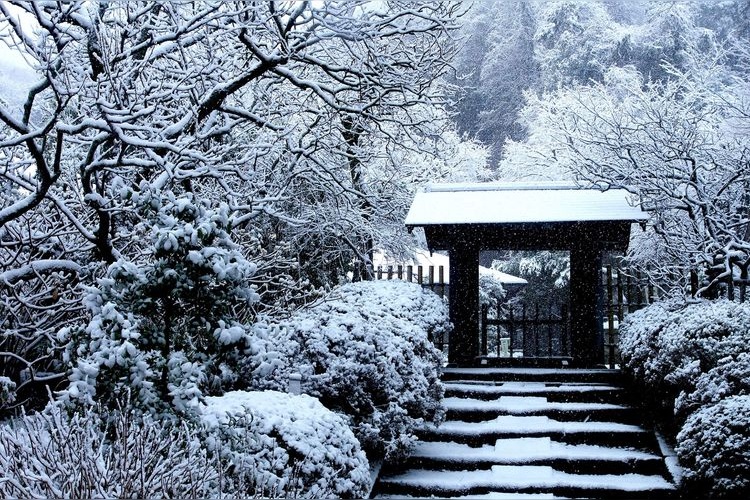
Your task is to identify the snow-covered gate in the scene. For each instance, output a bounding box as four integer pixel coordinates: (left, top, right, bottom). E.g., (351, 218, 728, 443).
(405, 182, 650, 367)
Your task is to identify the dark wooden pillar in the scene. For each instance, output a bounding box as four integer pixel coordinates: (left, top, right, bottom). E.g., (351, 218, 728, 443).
(569, 245, 604, 366)
(448, 242, 480, 366)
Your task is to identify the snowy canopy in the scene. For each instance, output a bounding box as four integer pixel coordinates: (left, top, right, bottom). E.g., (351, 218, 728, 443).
(405, 182, 648, 227)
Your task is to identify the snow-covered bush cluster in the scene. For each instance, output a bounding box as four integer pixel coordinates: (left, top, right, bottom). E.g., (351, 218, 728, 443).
(619, 298, 750, 496)
(4, 190, 450, 497)
(26, 261, 448, 496)
(202, 391, 370, 498)
(254, 280, 448, 461)
(0, 405, 221, 498)
(57, 189, 264, 415)
(41, 225, 449, 495)
(620, 298, 750, 413)
(676, 395, 750, 498)
(1, 392, 372, 499)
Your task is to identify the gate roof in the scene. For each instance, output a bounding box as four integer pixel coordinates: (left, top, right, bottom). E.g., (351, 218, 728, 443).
(405, 182, 649, 253)
(406, 182, 648, 227)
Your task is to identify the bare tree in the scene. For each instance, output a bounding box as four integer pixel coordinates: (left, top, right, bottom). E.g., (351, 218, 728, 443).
(501, 45, 750, 294)
(0, 0, 464, 407)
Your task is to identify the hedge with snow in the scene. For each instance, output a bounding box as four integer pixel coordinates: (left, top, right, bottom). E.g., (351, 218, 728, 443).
(254, 280, 449, 461)
(0, 393, 370, 499)
(0, 405, 221, 498)
(201, 390, 370, 498)
(619, 298, 750, 497)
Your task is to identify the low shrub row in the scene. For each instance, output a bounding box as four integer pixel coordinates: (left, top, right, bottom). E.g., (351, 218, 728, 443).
(619, 298, 750, 497)
(2, 279, 449, 498)
(0, 393, 371, 499)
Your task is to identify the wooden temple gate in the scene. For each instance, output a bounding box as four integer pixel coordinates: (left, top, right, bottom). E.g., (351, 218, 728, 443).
(404, 182, 649, 367)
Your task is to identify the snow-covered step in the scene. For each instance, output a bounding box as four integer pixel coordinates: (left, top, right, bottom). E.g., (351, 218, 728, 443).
(442, 368, 622, 384)
(421, 415, 655, 448)
(444, 381, 625, 403)
(376, 466, 675, 499)
(403, 438, 666, 476)
(443, 395, 637, 422)
(428, 415, 646, 436)
(371, 368, 674, 499)
(377, 492, 566, 499)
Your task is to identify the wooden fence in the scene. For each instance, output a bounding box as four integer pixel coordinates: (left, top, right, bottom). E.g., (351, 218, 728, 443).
(375, 264, 449, 299)
(601, 265, 660, 367)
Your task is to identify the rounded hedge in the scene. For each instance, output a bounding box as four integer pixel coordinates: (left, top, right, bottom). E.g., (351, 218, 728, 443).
(676, 395, 750, 498)
(202, 390, 371, 498)
(253, 280, 448, 461)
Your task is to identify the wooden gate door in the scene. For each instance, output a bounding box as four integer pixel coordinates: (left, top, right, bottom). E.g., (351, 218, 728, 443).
(480, 303, 570, 360)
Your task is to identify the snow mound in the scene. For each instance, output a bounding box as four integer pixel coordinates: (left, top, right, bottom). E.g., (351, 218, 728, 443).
(202, 390, 370, 499)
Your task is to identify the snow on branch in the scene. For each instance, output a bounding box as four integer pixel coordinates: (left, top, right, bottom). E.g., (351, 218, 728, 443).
(0, 260, 82, 285)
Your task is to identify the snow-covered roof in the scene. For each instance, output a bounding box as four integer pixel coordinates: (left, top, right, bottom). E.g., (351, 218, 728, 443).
(479, 266, 528, 285)
(405, 182, 649, 226)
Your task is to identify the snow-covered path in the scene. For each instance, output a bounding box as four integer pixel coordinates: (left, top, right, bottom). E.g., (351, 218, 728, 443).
(373, 368, 677, 499)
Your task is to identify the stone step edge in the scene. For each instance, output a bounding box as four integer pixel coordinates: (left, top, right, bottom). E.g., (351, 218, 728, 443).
(377, 466, 675, 494)
(427, 418, 648, 436)
(406, 439, 663, 464)
(443, 396, 630, 411)
(443, 381, 624, 392)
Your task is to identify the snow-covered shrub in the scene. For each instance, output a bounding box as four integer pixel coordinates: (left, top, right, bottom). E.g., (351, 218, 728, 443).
(0, 376, 16, 409)
(675, 352, 750, 419)
(202, 390, 370, 498)
(676, 395, 750, 498)
(332, 279, 452, 344)
(655, 300, 750, 390)
(58, 188, 262, 415)
(621, 299, 750, 497)
(479, 269, 507, 311)
(0, 404, 221, 498)
(620, 298, 750, 413)
(619, 298, 684, 398)
(254, 280, 447, 461)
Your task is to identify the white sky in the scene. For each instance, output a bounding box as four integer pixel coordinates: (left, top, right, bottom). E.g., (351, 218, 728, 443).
(0, 2, 40, 104)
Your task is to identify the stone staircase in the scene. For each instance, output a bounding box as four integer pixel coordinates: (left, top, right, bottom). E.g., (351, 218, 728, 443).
(372, 368, 678, 499)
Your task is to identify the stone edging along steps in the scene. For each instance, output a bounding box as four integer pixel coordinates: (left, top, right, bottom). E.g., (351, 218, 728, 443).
(372, 368, 678, 499)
